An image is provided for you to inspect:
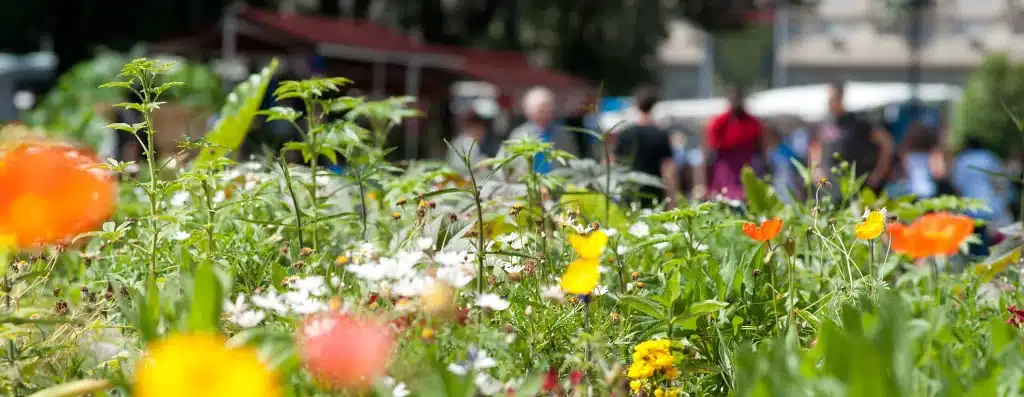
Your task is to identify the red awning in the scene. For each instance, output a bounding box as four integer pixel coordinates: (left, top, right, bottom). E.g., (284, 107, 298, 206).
(154, 7, 592, 91)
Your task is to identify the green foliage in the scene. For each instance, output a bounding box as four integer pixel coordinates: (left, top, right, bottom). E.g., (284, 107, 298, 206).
(9, 57, 1024, 397)
(950, 53, 1024, 157)
(24, 51, 221, 153)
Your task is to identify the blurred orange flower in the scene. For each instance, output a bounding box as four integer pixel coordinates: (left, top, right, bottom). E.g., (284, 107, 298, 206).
(742, 217, 782, 242)
(0, 140, 117, 248)
(298, 313, 394, 390)
(887, 212, 975, 259)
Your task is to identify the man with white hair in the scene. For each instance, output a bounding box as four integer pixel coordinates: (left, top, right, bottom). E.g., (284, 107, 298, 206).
(503, 86, 580, 174)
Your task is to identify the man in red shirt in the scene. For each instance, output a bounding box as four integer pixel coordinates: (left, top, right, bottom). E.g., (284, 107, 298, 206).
(704, 87, 766, 200)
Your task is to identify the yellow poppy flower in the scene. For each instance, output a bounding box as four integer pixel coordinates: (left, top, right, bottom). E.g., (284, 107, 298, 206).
(855, 209, 886, 240)
(568, 230, 607, 260)
(560, 230, 607, 294)
(560, 258, 600, 294)
(134, 333, 281, 397)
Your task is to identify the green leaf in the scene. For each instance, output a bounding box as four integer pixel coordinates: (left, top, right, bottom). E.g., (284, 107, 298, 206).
(26, 379, 112, 397)
(619, 296, 666, 319)
(686, 299, 729, 316)
(740, 166, 780, 214)
(139, 274, 161, 343)
(188, 263, 225, 333)
(515, 374, 545, 397)
(665, 268, 682, 303)
(196, 59, 279, 164)
(421, 187, 470, 200)
(750, 241, 768, 271)
(990, 316, 1014, 353)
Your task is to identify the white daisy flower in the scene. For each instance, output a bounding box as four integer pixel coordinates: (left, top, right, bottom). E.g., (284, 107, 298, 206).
(629, 222, 650, 238)
(503, 262, 524, 274)
(303, 315, 338, 339)
(474, 293, 510, 311)
(292, 276, 327, 297)
(617, 245, 629, 256)
(223, 294, 248, 317)
(416, 237, 435, 251)
(475, 373, 504, 396)
(169, 191, 190, 207)
(436, 266, 474, 288)
(252, 289, 289, 315)
(593, 285, 609, 296)
(232, 310, 265, 328)
(663, 223, 680, 233)
(541, 284, 565, 302)
(604, 228, 618, 237)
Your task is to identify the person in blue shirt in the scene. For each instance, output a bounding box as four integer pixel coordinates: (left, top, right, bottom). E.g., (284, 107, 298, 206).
(502, 87, 580, 175)
(953, 137, 1014, 254)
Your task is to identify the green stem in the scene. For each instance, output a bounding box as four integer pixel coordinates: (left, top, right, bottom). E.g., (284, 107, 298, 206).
(868, 239, 875, 295)
(305, 99, 320, 252)
(140, 79, 160, 277)
(280, 153, 305, 248)
(355, 167, 368, 241)
(201, 179, 216, 255)
(603, 138, 612, 225)
(469, 163, 487, 323)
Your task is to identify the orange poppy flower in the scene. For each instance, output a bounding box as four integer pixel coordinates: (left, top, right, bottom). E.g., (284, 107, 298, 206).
(887, 212, 975, 259)
(0, 140, 117, 249)
(742, 217, 783, 242)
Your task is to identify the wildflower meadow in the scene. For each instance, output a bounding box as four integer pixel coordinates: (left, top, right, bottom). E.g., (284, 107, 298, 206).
(4, 59, 1024, 397)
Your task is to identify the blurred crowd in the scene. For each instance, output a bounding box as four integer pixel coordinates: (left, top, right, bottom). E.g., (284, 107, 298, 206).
(447, 82, 1018, 251)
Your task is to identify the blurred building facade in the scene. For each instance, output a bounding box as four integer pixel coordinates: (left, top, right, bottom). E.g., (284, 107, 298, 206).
(660, 0, 1024, 99)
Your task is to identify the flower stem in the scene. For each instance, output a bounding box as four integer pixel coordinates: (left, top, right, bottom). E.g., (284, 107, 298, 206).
(279, 153, 305, 248)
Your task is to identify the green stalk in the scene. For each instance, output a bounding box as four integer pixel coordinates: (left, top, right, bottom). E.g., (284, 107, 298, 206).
(280, 153, 305, 248)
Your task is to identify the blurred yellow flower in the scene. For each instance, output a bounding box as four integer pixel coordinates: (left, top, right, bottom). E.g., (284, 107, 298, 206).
(629, 380, 642, 392)
(560, 230, 607, 295)
(560, 260, 600, 295)
(855, 209, 886, 240)
(568, 230, 608, 259)
(134, 333, 281, 397)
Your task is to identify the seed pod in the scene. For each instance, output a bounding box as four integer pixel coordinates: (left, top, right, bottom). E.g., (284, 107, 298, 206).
(752, 268, 762, 277)
(448, 213, 458, 222)
(784, 238, 796, 257)
(396, 198, 408, 206)
(54, 300, 70, 316)
(300, 247, 314, 257)
(631, 271, 640, 280)
(392, 211, 402, 220)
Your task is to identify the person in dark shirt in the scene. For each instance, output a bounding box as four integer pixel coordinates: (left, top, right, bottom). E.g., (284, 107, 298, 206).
(613, 86, 678, 208)
(810, 81, 895, 198)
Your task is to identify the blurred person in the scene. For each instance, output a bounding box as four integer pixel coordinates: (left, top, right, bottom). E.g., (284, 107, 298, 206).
(704, 86, 766, 200)
(810, 81, 894, 199)
(564, 94, 600, 159)
(894, 122, 941, 199)
(447, 109, 490, 175)
(504, 86, 580, 174)
(613, 85, 678, 208)
(765, 125, 801, 204)
(953, 136, 1014, 253)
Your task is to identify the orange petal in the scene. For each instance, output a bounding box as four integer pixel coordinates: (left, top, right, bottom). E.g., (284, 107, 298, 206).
(760, 217, 782, 240)
(742, 222, 761, 241)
